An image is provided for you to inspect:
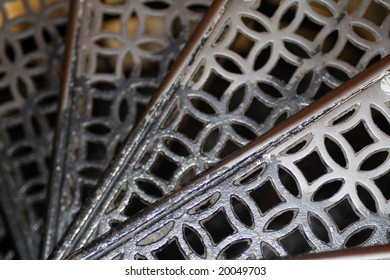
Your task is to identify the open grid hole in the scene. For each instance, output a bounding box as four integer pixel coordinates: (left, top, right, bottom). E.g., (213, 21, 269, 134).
(219, 239, 251, 259)
(7, 124, 25, 142)
(279, 227, 313, 256)
(330, 105, 358, 126)
(260, 242, 279, 259)
(363, 1, 389, 26)
(256, 0, 281, 18)
(101, 13, 122, 33)
(371, 106, 390, 136)
(241, 15, 268, 33)
(244, 97, 273, 124)
(265, 209, 297, 231)
(163, 138, 191, 157)
(123, 194, 148, 218)
(373, 170, 390, 201)
(342, 121, 375, 153)
(320, 29, 338, 54)
(153, 238, 186, 260)
(228, 85, 246, 112)
(324, 136, 347, 168)
(150, 153, 179, 182)
(308, 212, 331, 244)
(215, 56, 243, 74)
(230, 195, 254, 228)
(228, 31, 255, 58)
(312, 179, 344, 202)
(187, 192, 221, 215)
(277, 166, 301, 197)
(359, 150, 389, 171)
(201, 208, 235, 244)
(95, 53, 117, 74)
(234, 164, 266, 186)
(313, 82, 332, 100)
(279, 4, 297, 30)
(201, 126, 221, 154)
(20, 161, 40, 180)
(140, 58, 160, 78)
(295, 150, 330, 184)
(0, 86, 13, 105)
(19, 36, 38, 54)
(189, 97, 216, 115)
(86, 141, 106, 161)
(183, 225, 205, 257)
(269, 57, 297, 84)
(136, 179, 164, 198)
(326, 196, 361, 231)
(176, 113, 205, 141)
(337, 40, 366, 67)
(218, 139, 241, 159)
(356, 184, 378, 213)
(231, 123, 257, 141)
(295, 15, 323, 41)
(92, 98, 111, 117)
(248, 179, 284, 214)
(201, 71, 231, 99)
(3, 40, 16, 62)
(344, 227, 375, 248)
(257, 43, 276, 70)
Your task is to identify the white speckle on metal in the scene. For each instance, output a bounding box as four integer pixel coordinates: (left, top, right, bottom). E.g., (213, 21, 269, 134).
(381, 75, 390, 93)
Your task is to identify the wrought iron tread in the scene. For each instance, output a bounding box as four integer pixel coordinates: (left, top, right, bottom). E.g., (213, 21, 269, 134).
(0, 0, 68, 259)
(69, 55, 390, 260)
(44, 0, 212, 259)
(52, 0, 390, 259)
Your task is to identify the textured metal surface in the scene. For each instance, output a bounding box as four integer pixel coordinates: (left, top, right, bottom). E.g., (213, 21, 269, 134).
(68, 55, 390, 260)
(44, 0, 212, 259)
(52, 0, 390, 259)
(0, 0, 68, 259)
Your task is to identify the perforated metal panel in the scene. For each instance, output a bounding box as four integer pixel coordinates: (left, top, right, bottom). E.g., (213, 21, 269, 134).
(68, 55, 390, 260)
(44, 0, 212, 259)
(0, 0, 68, 259)
(52, 0, 390, 259)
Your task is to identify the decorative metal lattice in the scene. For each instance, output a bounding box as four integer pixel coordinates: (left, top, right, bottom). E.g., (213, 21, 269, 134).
(44, 0, 212, 258)
(68, 55, 390, 260)
(52, 0, 390, 259)
(0, 0, 68, 259)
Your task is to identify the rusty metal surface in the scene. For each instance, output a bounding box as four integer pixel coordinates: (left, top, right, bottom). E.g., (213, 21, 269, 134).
(0, 0, 68, 259)
(52, 0, 390, 259)
(68, 55, 390, 260)
(44, 0, 212, 259)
